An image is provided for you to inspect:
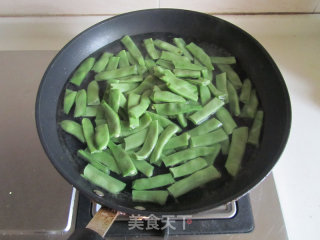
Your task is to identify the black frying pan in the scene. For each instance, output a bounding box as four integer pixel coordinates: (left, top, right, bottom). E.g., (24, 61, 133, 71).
(35, 9, 291, 239)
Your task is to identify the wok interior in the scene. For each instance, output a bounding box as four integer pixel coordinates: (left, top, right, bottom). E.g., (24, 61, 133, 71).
(39, 10, 290, 215)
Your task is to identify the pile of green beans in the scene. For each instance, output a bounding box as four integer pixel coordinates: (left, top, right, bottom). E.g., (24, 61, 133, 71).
(60, 35, 264, 206)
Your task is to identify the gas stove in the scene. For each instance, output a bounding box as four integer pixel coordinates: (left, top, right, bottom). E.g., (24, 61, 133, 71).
(0, 51, 288, 240)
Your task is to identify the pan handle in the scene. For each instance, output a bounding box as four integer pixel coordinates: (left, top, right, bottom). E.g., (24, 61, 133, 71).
(68, 207, 119, 240)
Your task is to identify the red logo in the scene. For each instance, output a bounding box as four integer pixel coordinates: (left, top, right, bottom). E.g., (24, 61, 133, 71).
(186, 219, 192, 225)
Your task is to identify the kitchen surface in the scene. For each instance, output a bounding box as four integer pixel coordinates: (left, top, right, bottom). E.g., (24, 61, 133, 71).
(0, 2, 319, 240)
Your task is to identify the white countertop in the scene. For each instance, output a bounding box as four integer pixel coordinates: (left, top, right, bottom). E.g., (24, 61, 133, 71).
(1, 13, 319, 240)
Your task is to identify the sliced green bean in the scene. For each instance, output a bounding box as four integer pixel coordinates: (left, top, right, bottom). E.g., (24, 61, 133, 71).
(177, 113, 188, 128)
(129, 90, 151, 119)
(225, 127, 248, 177)
(203, 144, 221, 165)
(188, 97, 224, 125)
(82, 118, 98, 153)
(216, 72, 228, 103)
(95, 65, 138, 81)
(83, 106, 97, 117)
(132, 190, 168, 205)
(185, 78, 210, 86)
(190, 128, 228, 147)
(127, 51, 138, 65)
(227, 82, 240, 116)
(208, 83, 227, 101)
(127, 75, 157, 95)
(144, 38, 160, 60)
(173, 69, 201, 78)
(154, 39, 182, 55)
(167, 166, 221, 198)
(187, 117, 222, 137)
(211, 56, 236, 65)
(132, 159, 154, 177)
(120, 113, 152, 137)
(146, 111, 181, 132)
(108, 88, 121, 113)
(248, 110, 264, 147)
(150, 125, 179, 163)
(108, 141, 137, 177)
(63, 89, 77, 114)
(117, 75, 143, 83)
(160, 51, 190, 63)
(70, 57, 95, 86)
(239, 78, 252, 104)
(134, 120, 159, 160)
(156, 59, 174, 70)
(92, 52, 113, 73)
(217, 64, 242, 90)
(173, 38, 193, 60)
(117, 50, 130, 68)
(172, 60, 206, 71)
(82, 164, 126, 194)
(186, 42, 214, 70)
(101, 100, 121, 138)
(199, 85, 211, 105)
(240, 90, 259, 119)
(163, 146, 219, 167)
(124, 128, 148, 151)
(216, 107, 237, 135)
(152, 90, 186, 103)
(74, 89, 87, 117)
(170, 157, 208, 178)
(121, 35, 145, 66)
(110, 82, 139, 92)
(132, 173, 175, 190)
(78, 150, 110, 174)
(145, 57, 157, 71)
(94, 123, 109, 151)
(87, 81, 100, 105)
(106, 56, 120, 71)
(127, 93, 140, 129)
(153, 101, 201, 116)
(163, 132, 190, 151)
(60, 120, 85, 143)
(221, 138, 230, 155)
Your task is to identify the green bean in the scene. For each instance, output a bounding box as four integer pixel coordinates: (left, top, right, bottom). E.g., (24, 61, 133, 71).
(121, 35, 145, 66)
(92, 52, 113, 73)
(82, 118, 98, 153)
(144, 38, 160, 60)
(137, 65, 148, 75)
(227, 82, 240, 116)
(187, 117, 222, 137)
(106, 56, 120, 71)
(126, 51, 138, 65)
(221, 138, 230, 155)
(199, 85, 211, 105)
(145, 57, 157, 71)
(150, 125, 179, 163)
(95, 105, 106, 126)
(78, 149, 120, 174)
(120, 113, 152, 137)
(177, 113, 188, 128)
(173, 38, 193, 60)
(211, 56, 236, 65)
(60, 120, 85, 143)
(70, 57, 95, 86)
(185, 78, 210, 86)
(117, 50, 130, 68)
(108, 141, 137, 177)
(160, 51, 190, 63)
(217, 64, 242, 90)
(127, 75, 157, 95)
(163, 132, 190, 151)
(156, 59, 174, 70)
(173, 69, 201, 78)
(163, 146, 218, 167)
(129, 90, 151, 119)
(63, 89, 77, 114)
(167, 166, 221, 198)
(186, 42, 214, 70)
(101, 100, 121, 138)
(124, 128, 148, 151)
(188, 97, 224, 125)
(87, 81, 100, 105)
(82, 164, 126, 194)
(95, 65, 138, 81)
(194, 58, 202, 66)
(248, 110, 264, 147)
(225, 127, 248, 176)
(216, 107, 237, 135)
(74, 89, 87, 117)
(216, 72, 228, 103)
(127, 93, 140, 129)
(132, 159, 154, 177)
(146, 111, 181, 132)
(152, 90, 186, 103)
(203, 144, 221, 165)
(83, 106, 98, 117)
(170, 157, 208, 178)
(172, 60, 206, 71)
(132, 190, 168, 205)
(153, 101, 202, 116)
(108, 88, 121, 113)
(116, 75, 143, 83)
(132, 173, 175, 190)
(134, 120, 159, 160)
(94, 123, 109, 151)
(110, 82, 139, 92)
(154, 39, 182, 55)
(239, 79, 252, 104)
(240, 89, 259, 119)
(190, 128, 228, 147)
(78, 150, 110, 174)
(208, 83, 227, 101)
